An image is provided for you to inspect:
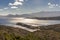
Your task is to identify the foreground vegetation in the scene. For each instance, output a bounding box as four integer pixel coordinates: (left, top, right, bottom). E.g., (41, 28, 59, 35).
(0, 24, 60, 40)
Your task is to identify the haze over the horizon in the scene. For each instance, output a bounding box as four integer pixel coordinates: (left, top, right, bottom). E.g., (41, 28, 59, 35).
(0, 0, 60, 15)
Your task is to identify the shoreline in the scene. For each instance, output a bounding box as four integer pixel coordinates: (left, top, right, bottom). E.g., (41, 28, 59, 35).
(0, 24, 60, 32)
(0, 24, 40, 32)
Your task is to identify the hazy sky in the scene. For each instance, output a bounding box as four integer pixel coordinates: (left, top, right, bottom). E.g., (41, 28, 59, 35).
(0, 0, 60, 15)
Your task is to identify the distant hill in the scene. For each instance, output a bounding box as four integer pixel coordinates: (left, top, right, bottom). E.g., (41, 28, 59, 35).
(4, 11, 60, 20)
(16, 11, 60, 18)
(5, 14, 34, 18)
(30, 11, 60, 17)
(31, 16, 60, 20)
(19, 11, 60, 20)
(5, 11, 60, 17)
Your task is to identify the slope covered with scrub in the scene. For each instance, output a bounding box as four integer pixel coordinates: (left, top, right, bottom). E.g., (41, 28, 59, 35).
(0, 24, 60, 40)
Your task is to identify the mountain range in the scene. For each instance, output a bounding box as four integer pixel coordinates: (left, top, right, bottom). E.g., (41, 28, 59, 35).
(5, 11, 60, 17)
(4, 11, 60, 20)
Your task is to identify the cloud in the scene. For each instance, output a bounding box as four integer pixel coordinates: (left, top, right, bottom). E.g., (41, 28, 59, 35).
(48, 2, 55, 8)
(48, 2, 60, 8)
(9, 0, 24, 9)
(11, 6, 18, 8)
(4, 7, 8, 9)
(0, 8, 8, 11)
(59, 6, 60, 7)
(56, 4, 59, 6)
(19, 0, 24, 2)
(0, 9, 3, 11)
(9, 1, 23, 6)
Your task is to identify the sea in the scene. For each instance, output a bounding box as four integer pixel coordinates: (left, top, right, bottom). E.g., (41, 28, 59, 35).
(0, 17, 60, 26)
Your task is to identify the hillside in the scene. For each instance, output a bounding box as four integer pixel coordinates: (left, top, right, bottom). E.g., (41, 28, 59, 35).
(0, 24, 60, 40)
(31, 16, 60, 20)
(4, 11, 60, 17)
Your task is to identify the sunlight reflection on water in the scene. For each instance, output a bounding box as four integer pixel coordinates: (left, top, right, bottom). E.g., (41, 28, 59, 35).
(0, 17, 60, 26)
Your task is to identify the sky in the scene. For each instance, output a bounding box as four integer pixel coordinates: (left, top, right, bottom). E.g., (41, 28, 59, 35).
(0, 0, 60, 15)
